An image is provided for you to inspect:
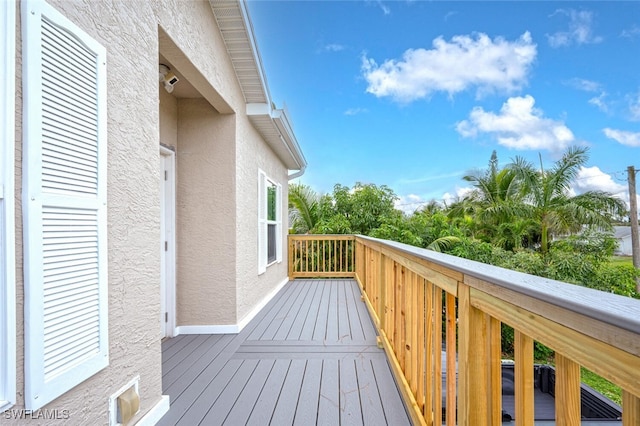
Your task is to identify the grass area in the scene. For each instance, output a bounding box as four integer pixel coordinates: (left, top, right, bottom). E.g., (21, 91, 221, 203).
(580, 367, 622, 406)
(528, 360, 623, 406)
(610, 255, 633, 266)
(529, 346, 623, 406)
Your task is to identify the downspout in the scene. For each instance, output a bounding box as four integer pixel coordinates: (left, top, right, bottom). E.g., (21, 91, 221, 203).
(288, 164, 306, 180)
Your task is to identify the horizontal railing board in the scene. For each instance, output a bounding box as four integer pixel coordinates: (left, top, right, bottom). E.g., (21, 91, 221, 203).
(358, 235, 640, 337)
(466, 275, 640, 358)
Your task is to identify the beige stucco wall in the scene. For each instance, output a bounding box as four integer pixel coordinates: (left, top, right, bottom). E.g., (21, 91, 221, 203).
(159, 88, 178, 149)
(8, 0, 296, 423)
(10, 0, 168, 424)
(235, 119, 291, 322)
(176, 99, 237, 326)
(156, 0, 293, 327)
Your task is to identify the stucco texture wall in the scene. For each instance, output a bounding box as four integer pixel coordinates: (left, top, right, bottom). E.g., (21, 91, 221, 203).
(10, 0, 164, 424)
(176, 99, 237, 326)
(235, 118, 290, 323)
(159, 88, 177, 149)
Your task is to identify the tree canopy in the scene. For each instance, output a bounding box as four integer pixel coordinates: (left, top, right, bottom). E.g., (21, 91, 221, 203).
(288, 147, 638, 298)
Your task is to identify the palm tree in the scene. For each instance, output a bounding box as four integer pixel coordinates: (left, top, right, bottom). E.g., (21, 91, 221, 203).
(458, 151, 526, 246)
(288, 183, 320, 233)
(509, 146, 627, 254)
(463, 151, 522, 212)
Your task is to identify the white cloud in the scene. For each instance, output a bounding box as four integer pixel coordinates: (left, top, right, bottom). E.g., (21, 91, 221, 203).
(603, 128, 640, 147)
(572, 166, 628, 205)
(442, 186, 474, 206)
(456, 95, 575, 151)
(366, 0, 390, 15)
(588, 93, 609, 113)
(395, 194, 428, 214)
(629, 91, 640, 121)
(547, 9, 603, 47)
(567, 78, 601, 93)
(397, 171, 465, 185)
(621, 25, 640, 39)
(362, 32, 536, 103)
(323, 43, 345, 52)
(444, 11, 458, 22)
(566, 78, 609, 112)
(344, 107, 368, 116)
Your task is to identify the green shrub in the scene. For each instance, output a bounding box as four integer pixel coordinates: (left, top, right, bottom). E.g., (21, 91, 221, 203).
(590, 263, 640, 299)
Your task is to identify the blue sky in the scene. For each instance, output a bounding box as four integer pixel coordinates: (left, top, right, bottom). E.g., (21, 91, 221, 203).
(246, 1, 640, 214)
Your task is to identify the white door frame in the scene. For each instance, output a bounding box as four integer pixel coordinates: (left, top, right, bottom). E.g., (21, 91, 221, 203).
(160, 146, 176, 338)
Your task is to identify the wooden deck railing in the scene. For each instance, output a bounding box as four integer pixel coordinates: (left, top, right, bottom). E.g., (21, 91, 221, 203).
(288, 234, 355, 278)
(288, 234, 640, 425)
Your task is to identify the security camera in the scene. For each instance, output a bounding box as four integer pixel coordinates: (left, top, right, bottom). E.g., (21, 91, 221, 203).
(159, 64, 179, 93)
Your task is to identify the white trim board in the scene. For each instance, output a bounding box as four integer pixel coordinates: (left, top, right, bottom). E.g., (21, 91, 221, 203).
(176, 324, 240, 335)
(238, 277, 289, 331)
(135, 395, 170, 426)
(159, 146, 176, 339)
(176, 277, 289, 335)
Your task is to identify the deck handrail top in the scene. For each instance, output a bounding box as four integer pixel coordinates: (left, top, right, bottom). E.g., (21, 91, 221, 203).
(354, 234, 640, 336)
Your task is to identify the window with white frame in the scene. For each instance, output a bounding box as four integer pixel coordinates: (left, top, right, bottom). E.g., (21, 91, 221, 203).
(0, 0, 16, 413)
(258, 170, 282, 274)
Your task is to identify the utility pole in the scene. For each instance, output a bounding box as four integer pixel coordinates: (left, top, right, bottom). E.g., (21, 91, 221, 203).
(628, 166, 640, 292)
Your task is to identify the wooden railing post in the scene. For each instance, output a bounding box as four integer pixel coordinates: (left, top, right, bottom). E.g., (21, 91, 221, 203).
(385, 256, 395, 349)
(433, 286, 443, 424)
(555, 353, 581, 426)
(488, 316, 502, 425)
(445, 292, 456, 426)
(288, 236, 293, 278)
(457, 283, 489, 425)
(515, 331, 534, 426)
(425, 280, 434, 420)
(623, 391, 640, 424)
(379, 251, 386, 331)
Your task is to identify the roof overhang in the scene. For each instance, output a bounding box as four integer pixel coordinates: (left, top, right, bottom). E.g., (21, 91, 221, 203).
(246, 103, 306, 172)
(210, 0, 307, 176)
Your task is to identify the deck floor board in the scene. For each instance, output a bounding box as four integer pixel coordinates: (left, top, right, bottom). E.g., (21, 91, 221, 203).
(158, 279, 410, 426)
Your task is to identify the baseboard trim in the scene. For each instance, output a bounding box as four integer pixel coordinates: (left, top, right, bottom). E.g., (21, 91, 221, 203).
(237, 277, 289, 331)
(136, 395, 169, 426)
(175, 277, 291, 336)
(176, 324, 239, 334)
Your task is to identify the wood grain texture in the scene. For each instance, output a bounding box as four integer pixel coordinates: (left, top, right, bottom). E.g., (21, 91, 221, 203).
(471, 286, 640, 397)
(555, 353, 580, 426)
(515, 331, 534, 426)
(622, 390, 640, 425)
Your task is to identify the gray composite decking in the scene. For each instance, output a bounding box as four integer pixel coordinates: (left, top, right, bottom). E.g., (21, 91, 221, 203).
(157, 279, 411, 426)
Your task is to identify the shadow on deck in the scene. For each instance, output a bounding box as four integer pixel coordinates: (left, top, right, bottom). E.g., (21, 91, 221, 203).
(157, 279, 411, 425)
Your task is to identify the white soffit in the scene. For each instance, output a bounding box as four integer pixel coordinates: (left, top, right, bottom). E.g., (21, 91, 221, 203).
(210, 0, 307, 172)
(209, 0, 269, 104)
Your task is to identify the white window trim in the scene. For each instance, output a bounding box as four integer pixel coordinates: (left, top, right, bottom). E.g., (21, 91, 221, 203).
(0, 0, 16, 413)
(258, 170, 282, 274)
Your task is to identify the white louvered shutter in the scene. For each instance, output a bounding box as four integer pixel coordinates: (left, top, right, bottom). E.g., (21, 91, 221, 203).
(258, 170, 267, 274)
(22, 0, 108, 410)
